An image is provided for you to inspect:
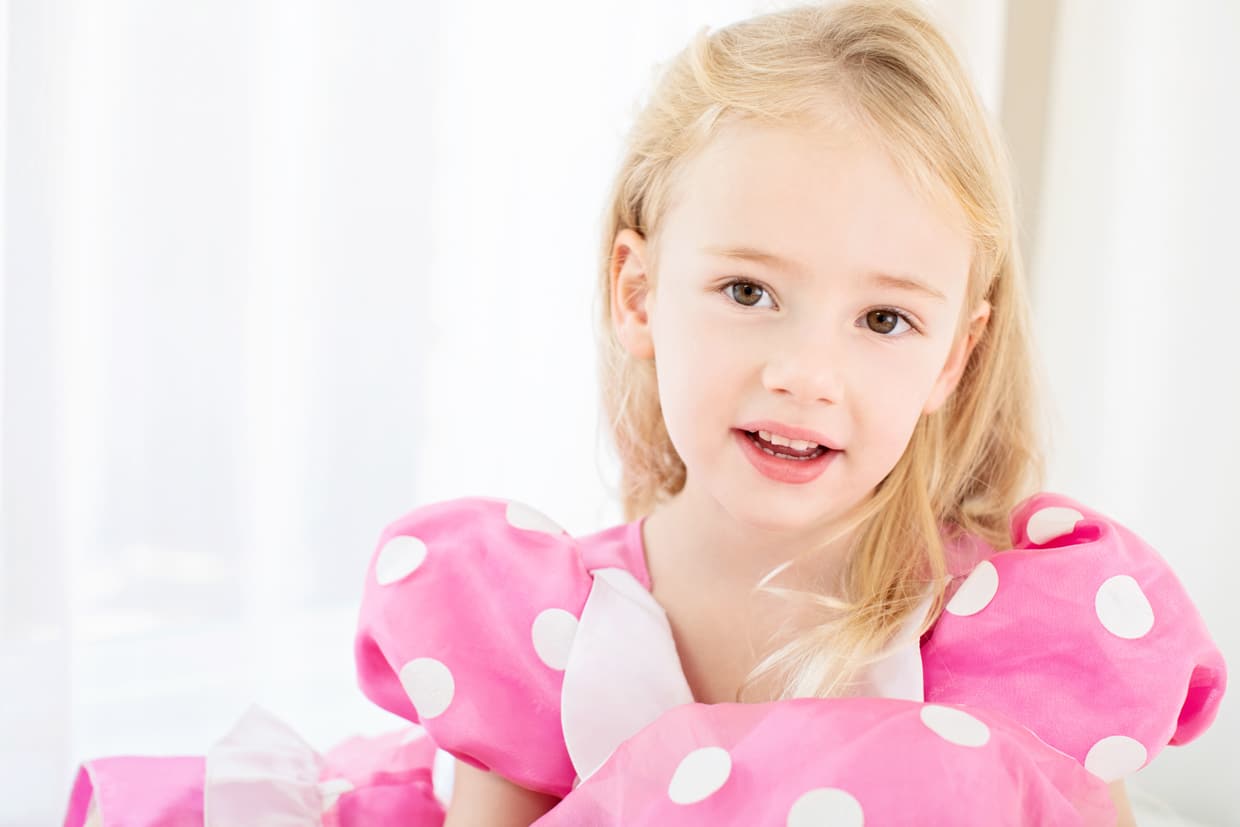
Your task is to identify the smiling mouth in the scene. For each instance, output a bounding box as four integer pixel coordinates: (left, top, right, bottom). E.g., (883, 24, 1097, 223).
(742, 429, 830, 461)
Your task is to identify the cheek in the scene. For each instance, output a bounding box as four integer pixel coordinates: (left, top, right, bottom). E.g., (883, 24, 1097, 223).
(652, 302, 741, 389)
(650, 306, 745, 453)
(857, 349, 949, 439)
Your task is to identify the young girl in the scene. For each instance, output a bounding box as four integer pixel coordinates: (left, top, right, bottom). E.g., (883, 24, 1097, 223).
(64, 1, 1226, 825)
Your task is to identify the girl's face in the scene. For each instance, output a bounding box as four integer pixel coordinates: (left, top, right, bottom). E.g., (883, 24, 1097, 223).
(612, 117, 989, 538)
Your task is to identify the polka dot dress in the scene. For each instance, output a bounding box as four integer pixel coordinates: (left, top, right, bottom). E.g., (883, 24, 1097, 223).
(922, 492, 1228, 783)
(353, 492, 1226, 824)
(538, 698, 1118, 826)
(62, 491, 1227, 826)
(355, 497, 597, 798)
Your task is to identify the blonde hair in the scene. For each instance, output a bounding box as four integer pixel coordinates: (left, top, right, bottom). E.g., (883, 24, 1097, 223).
(595, 0, 1048, 700)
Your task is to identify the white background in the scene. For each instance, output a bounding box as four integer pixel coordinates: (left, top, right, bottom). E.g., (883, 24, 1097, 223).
(1, 1, 1236, 824)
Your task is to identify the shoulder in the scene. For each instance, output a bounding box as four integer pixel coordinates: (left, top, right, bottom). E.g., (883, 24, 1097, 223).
(923, 490, 1228, 782)
(354, 495, 603, 799)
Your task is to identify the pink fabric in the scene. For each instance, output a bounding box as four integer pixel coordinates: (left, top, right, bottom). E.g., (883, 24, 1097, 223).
(62, 724, 443, 827)
(537, 698, 1117, 825)
(921, 492, 1228, 777)
(63, 757, 205, 827)
(317, 728, 443, 827)
(63, 491, 1227, 826)
(354, 497, 604, 798)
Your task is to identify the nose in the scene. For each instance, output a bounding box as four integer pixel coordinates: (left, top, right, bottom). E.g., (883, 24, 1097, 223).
(760, 324, 845, 405)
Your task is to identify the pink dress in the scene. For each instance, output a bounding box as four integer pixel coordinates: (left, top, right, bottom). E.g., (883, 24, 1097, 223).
(63, 491, 1227, 826)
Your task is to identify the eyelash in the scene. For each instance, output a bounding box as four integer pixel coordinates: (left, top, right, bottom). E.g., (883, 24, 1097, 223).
(718, 277, 922, 336)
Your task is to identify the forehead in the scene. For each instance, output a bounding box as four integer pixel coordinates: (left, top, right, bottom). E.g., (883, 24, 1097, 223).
(659, 118, 972, 298)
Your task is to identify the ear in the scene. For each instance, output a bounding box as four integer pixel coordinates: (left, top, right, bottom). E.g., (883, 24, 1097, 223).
(609, 227, 656, 360)
(923, 299, 991, 415)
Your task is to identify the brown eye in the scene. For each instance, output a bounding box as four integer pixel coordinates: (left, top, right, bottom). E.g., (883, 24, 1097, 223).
(728, 281, 769, 307)
(866, 309, 898, 334)
(864, 308, 915, 336)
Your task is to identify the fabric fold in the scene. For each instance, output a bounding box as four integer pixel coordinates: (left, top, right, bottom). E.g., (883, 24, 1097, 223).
(561, 566, 696, 784)
(204, 705, 329, 827)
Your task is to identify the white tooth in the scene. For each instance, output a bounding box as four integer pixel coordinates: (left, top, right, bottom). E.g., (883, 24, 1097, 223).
(754, 429, 825, 452)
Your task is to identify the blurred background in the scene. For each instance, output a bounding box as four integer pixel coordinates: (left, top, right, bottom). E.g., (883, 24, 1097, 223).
(1, 0, 1236, 823)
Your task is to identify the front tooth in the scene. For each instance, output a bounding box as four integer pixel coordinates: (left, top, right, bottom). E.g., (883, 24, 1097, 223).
(756, 430, 820, 451)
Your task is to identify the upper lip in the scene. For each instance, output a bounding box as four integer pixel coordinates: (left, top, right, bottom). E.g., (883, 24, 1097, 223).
(737, 420, 842, 451)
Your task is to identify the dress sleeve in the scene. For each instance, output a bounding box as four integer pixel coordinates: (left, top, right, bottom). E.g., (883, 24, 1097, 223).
(921, 491, 1228, 782)
(353, 496, 594, 799)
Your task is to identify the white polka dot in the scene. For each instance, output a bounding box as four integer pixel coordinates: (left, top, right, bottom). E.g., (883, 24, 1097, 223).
(920, 704, 991, 747)
(668, 746, 732, 804)
(1084, 735, 1148, 781)
(504, 501, 565, 535)
(945, 560, 999, 616)
(398, 657, 455, 719)
(318, 777, 354, 812)
(375, 535, 428, 585)
(531, 608, 578, 670)
(1095, 575, 1155, 639)
(787, 787, 865, 826)
(1026, 506, 1085, 545)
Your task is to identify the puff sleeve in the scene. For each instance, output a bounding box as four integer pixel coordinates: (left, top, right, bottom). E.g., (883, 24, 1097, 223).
(353, 497, 594, 799)
(921, 491, 1227, 782)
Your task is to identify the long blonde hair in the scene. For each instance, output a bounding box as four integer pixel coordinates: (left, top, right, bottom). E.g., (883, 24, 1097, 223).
(595, 0, 1049, 700)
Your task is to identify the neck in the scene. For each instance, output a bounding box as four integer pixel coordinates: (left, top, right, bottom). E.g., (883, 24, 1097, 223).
(643, 476, 862, 596)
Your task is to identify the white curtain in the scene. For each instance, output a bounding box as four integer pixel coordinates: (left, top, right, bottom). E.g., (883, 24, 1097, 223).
(0, 1, 1235, 824)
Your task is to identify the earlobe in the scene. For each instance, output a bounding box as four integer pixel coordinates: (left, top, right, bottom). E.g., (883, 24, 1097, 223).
(610, 228, 656, 360)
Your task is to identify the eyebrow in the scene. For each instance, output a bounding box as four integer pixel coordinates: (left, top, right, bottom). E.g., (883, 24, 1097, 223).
(703, 245, 948, 303)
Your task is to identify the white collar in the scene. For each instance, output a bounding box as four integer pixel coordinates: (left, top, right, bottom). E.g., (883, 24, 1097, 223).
(560, 566, 935, 785)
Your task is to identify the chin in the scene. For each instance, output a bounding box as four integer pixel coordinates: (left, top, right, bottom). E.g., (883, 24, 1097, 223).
(719, 491, 835, 537)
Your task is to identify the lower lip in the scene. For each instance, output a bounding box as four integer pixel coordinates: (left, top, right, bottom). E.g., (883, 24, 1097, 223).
(733, 429, 839, 485)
